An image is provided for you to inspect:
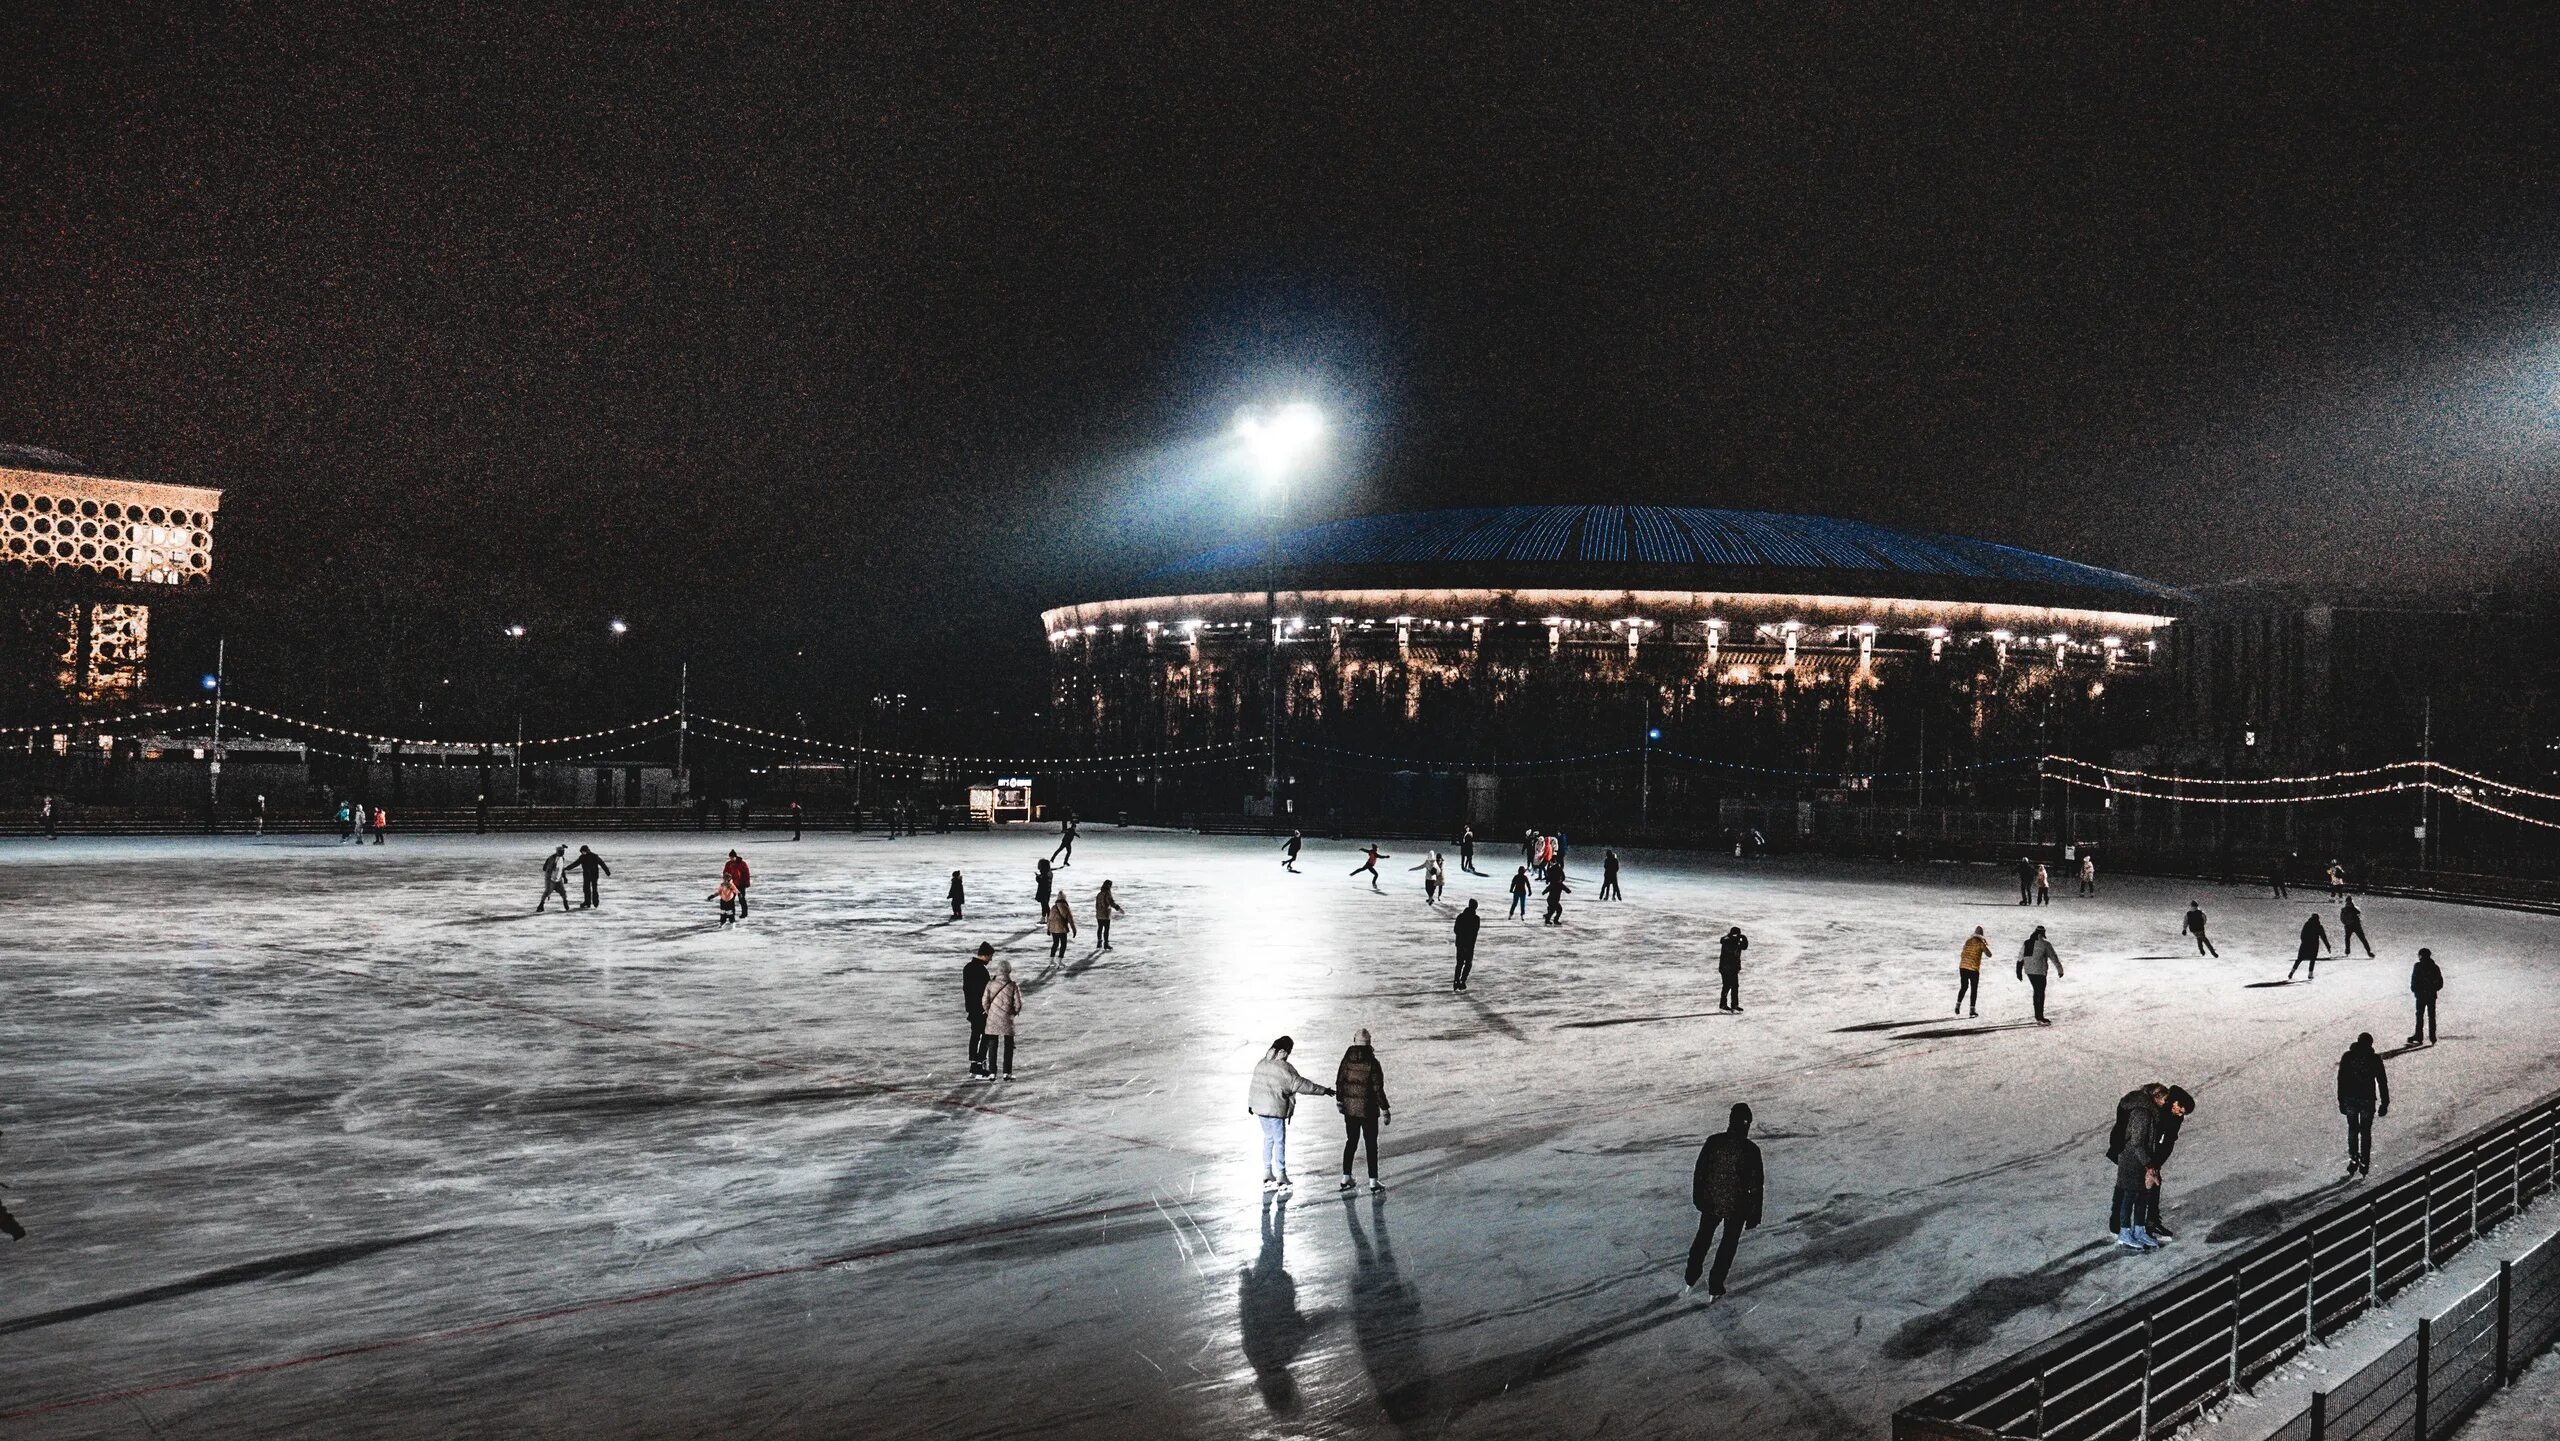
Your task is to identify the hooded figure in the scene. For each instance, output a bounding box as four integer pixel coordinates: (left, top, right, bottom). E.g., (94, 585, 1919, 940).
(1682, 1103, 1764, 1299)
(2409, 948, 2444, 1046)
(948, 870, 965, 919)
(979, 959, 1022, 1079)
(1452, 900, 1482, 990)
(1334, 1029, 1392, 1190)
(2336, 1033, 2389, 1177)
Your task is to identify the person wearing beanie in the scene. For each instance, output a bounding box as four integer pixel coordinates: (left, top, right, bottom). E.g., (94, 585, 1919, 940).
(1335, 1029, 1392, 1191)
(979, 958, 1023, 1080)
(1681, 1102, 1764, 1301)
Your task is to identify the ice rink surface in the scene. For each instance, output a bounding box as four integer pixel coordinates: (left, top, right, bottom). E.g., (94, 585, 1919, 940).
(0, 829, 2553, 1440)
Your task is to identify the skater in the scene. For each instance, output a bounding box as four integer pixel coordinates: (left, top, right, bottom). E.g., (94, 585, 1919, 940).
(1716, 926, 1748, 1012)
(254, 794, 267, 835)
(2017, 925, 2062, 1024)
(1093, 880, 1124, 949)
(2077, 854, 2096, 897)
(1956, 926, 1988, 1016)
(2108, 1083, 2167, 1250)
(2409, 948, 2443, 1046)
(722, 850, 751, 919)
(1051, 815, 1078, 868)
(948, 870, 965, 920)
(1408, 852, 1443, 904)
(1458, 825, 1479, 875)
(337, 800, 355, 842)
(565, 845, 610, 909)
(1248, 1036, 1334, 1191)
(1451, 899, 1481, 990)
(2268, 857, 2290, 899)
(1350, 844, 1391, 891)
(2015, 854, 2036, 904)
(2146, 1087, 2195, 1239)
(979, 959, 1022, 1079)
(1507, 865, 1531, 919)
(1334, 1029, 1391, 1191)
(2181, 901, 2218, 957)
(538, 845, 572, 912)
(1034, 856, 1054, 916)
(41, 795, 56, 840)
(710, 877, 739, 925)
(2336, 1033, 2389, 1178)
(2034, 862, 2051, 906)
(789, 800, 803, 841)
(1282, 830, 1303, 873)
(1599, 849, 1622, 900)
(1044, 893, 1078, 960)
(2325, 860, 2347, 898)
(370, 805, 388, 845)
(2339, 896, 2373, 957)
(1541, 863, 1571, 925)
(963, 943, 993, 1077)
(1680, 1102, 1764, 1300)
(2286, 911, 2330, 981)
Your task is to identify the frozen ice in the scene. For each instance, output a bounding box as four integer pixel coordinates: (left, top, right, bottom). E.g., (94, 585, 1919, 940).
(1, 830, 2556, 1438)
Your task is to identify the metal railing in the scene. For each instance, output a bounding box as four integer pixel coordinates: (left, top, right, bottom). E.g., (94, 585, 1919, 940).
(1892, 1090, 2560, 1440)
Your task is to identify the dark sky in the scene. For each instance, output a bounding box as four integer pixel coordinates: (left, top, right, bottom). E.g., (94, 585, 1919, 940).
(6, 8, 2558, 717)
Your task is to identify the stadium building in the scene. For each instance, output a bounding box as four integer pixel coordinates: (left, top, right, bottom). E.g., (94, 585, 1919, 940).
(1041, 505, 2190, 827)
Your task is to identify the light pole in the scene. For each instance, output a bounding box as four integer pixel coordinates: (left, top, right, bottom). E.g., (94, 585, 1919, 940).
(1236, 402, 1323, 812)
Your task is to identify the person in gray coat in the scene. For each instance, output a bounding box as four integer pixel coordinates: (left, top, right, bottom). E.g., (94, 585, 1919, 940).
(1680, 1102, 1765, 1300)
(2017, 926, 2063, 1024)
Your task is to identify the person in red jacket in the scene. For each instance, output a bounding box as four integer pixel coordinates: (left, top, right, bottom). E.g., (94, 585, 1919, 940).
(722, 850, 752, 919)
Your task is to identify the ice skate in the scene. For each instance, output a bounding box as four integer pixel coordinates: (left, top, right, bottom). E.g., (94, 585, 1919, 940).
(1337, 1176, 1357, 1192)
(1367, 1177, 1384, 1192)
(1274, 1173, 1293, 1192)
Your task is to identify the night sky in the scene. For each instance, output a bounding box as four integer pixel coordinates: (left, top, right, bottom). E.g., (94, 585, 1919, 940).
(6, 9, 2557, 725)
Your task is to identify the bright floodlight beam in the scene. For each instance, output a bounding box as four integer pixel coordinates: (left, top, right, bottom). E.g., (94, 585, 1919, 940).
(1237, 401, 1324, 484)
(1234, 403, 1324, 802)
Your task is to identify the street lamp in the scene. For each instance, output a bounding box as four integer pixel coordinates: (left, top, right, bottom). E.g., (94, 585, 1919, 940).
(1235, 402, 1323, 807)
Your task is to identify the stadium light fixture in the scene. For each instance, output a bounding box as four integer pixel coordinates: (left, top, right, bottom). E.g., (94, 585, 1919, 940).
(1236, 402, 1324, 485)
(609, 619, 629, 636)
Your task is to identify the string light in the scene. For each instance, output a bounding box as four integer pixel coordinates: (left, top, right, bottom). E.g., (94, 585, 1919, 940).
(0, 698, 211, 737)
(2044, 755, 2428, 787)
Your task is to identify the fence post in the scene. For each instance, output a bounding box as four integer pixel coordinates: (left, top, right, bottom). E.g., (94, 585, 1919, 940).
(2308, 1388, 2326, 1441)
(2369, 1199, 2381, 1310)
(2415, 1316, 2430, 1441)
(2229, 1271, 2243, 1392)
(2305, 1229, 2319, 1342)
(2422, 1169, 2433, 1272)
(2498, 1259, 2513, 1388)
(2138, 1316, 2154, 1437)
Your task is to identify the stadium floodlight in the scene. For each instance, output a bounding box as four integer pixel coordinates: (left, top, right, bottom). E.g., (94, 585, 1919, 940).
(1236, 402, 1324, 485)
(609, 619, 629, 636)
(505, 624, 526, 638)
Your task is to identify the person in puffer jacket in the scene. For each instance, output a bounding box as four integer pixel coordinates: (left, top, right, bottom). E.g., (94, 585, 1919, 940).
(1334, 1030, 1392, 1192)
(1248, 1036, 1334, 1192)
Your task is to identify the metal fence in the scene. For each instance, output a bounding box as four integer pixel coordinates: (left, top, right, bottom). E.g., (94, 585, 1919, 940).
(1893, 1090, 2560, 1440)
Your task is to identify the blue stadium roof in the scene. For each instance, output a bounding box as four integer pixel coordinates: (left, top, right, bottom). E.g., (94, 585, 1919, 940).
(1138, 506, 2188, 611)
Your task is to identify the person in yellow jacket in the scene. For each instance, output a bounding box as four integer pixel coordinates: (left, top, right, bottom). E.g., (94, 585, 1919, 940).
(1956, 926, 1990, 1017)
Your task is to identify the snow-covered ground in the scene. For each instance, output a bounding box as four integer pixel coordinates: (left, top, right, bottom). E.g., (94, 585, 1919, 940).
(0, 830, 2553, 1440)
(2458, 1329, 2560, 1440)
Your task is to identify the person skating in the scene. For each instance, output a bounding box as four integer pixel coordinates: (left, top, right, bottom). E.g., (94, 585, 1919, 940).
(1034, 856, 1055, 916)
(1051, 815, 1078, 868)
(2340, 896, 2373, 957)
(2015, 855, 2036, 904)
(1248, 1036, 1334, 1191)
(337, 800, 355, 843)
(963, 943, 993, 1077)
(41, 794, 57, 840)
(980, 959, 1023, 1079)
(2286, 911, 2330, 981)
(2145, 1087, 2195, 1239)
(1408, 852, 1444, 904)
(710, 877, 739, 925)
(948, 870, 965, 920)
(1541, 864, 1571, 925)
(565, 845, 611, 909)
(2034, 862, 2051, 906)
(2181, 901, 2218, 957)
(2269, 857, 2290, 899)
(2018, 925, 2062, 1024)
(2336, 1032, 2389, 1178)
(371, 806, 389, 845)
(789, 800, 803, 841)
(1044, 893, 1078, 960)
(1334, 1029, 1392, 1191)
(1679, 1102, 1764, 1301)
(1599, 849, 1622, 900)
(538, 845, 572, 912)
(2077, 854, 2096, 897)
(1282, 830, 1303, 873)
(1507, 865, 1531, 919)
(2325, 860, 2347, 898)
(1452, 899, 1481, 990)
(1350, 844, 1391, 892)
(1956, 926, 1988, 1016)
(2108, 1084, 2167, 1251)
(2409, 948, 2444, 1046)
(722, 850, 751, 919)
(1716, 926, 1748, 1012)
(1458, 825, 1479, 875)
(1093, 880, 1124, 950)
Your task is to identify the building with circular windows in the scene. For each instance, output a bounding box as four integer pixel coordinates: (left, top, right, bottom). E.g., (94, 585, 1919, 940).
(1, 450, 222, 709)
(1040, 505, 2189, 822)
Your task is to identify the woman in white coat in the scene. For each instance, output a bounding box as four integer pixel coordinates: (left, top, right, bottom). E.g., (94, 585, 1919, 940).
(979, 959, 1023, 1079)
(1247, 1036, 1334, 1192)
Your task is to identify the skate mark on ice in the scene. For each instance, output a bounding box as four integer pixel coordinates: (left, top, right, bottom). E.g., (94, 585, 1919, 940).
(1712, 1316, 1871, 1437)
(1555, 1011, 1727, 1030)
(1830, 1017, 1948, 1033)
(1371, 1296, 1686, 1424)
(2207, 1178, 2359, 1243)
(0, 1229, 453, 1335)
(1879, 1248, 2115, 1360)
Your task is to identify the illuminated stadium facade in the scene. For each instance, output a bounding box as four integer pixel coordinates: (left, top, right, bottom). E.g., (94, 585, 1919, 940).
(1042, 506, 2190, 823)
(1, 450, 221, 710)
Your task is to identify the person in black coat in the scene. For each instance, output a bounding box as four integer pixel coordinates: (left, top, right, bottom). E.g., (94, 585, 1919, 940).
(1681, 1103, 1764, 1299)
(2340, 897, 2373, 957)
(2286, 912, 2330, 981)
(963, 944, 993, 1077)
(1452, 900, 1482, 991)
(948, 870, 965, 920)
(2181, 901, 2218, 957)
(2409, 949, 2444, 1046)
(1599, 850, 1622, 900)
(1716, 927, 1749, 1012)
(2336, 1033, 2390, 1177)
(2015, 855, 2037, 905)
(564, 845, 611, 909)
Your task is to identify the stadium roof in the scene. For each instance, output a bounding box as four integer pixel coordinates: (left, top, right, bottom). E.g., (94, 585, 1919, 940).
(1138, 505, 2188, 613)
